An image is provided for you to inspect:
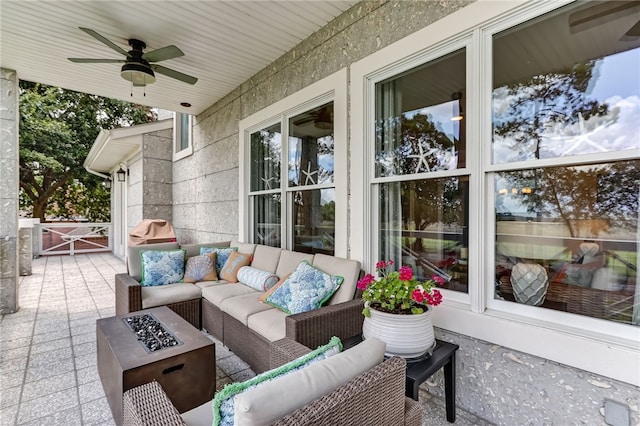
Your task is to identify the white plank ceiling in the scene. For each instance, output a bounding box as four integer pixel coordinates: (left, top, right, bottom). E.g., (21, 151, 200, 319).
(0, 0, 357, 115)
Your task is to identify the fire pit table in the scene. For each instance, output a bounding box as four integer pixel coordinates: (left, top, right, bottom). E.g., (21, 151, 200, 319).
(97, 306, 215, 425)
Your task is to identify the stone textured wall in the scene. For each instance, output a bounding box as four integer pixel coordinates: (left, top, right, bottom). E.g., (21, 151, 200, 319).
(169, 1, 640, 423)
(0, 68, 19, 314)
(126, 129, 173, 236)
(430, 329, 640, 425)
(141, 129, 173, 223)
(173, 0, 475, 244)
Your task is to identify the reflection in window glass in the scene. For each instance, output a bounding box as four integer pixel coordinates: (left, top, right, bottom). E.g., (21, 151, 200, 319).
(379, 177, 469, 292)
(492, 3, 640, 164)
(495, 160, 639, 325)
(289, 102, 334, 187)
(252, 194, 281, 248)
(179, 113, 190, 151)
(375, 49, 466, 177)
(293, 189, 335, 255)
(250, 124, 281, 192)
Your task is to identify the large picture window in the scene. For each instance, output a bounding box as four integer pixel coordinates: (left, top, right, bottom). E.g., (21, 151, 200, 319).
(352, 0, 639, 385)
(373, 48, 469, 293)
(491, 2, 639, 325)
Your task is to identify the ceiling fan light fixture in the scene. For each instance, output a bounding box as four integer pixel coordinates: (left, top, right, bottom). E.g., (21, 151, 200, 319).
(120, 62, 155, 86)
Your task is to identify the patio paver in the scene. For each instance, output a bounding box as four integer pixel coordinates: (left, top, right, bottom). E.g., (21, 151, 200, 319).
(0, 253, 489, 425)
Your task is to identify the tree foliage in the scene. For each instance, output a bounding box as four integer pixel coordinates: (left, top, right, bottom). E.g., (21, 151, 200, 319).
(19, 82, 155, 221)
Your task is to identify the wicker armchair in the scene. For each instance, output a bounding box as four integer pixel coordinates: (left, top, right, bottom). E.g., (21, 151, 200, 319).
(123, 356, 422, 426)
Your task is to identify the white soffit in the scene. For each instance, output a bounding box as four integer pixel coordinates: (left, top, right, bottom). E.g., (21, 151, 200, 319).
(1, 1, 357, 115)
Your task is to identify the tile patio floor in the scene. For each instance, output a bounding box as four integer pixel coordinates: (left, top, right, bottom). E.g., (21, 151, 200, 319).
(0, 253, 490, 426)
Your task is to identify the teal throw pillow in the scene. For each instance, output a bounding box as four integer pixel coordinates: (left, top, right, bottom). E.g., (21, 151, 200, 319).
(237, 266, 279, 292)
(265, 261, 343, 314)
(212, 336, 342, 426)
(139, 249, 186, 287)
(199, 246, 238, 274)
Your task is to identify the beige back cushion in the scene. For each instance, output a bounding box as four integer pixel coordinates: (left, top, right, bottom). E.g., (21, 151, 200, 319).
(250, 245, 282, 273)
(127, 242, 180, 282)
(180, 241, 230, 258)
(275, 250, 314, 278)
(313, 254, 361, 305)
(231, 241, 257, 256)
(234, 337, 386, 425)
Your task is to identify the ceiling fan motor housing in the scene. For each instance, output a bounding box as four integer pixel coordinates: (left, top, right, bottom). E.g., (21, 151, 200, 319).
(120, 39, 155, 86)
(121, 62, 155, 86)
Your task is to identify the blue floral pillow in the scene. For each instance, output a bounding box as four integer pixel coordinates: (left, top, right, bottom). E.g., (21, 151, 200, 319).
(199, 247, 238, 274)
(265, 261, 343, 314)
(139, 250, 186, 287)
(212, 336, 342, 426)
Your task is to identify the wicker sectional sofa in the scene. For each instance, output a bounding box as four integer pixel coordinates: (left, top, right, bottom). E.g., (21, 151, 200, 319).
(115, 241, 365, 373)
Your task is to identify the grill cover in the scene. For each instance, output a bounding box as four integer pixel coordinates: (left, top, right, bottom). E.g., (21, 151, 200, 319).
(128, 219, 177, 245)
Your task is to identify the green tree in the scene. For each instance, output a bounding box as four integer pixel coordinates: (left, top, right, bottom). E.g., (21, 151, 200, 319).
(19, 82, 155, 221)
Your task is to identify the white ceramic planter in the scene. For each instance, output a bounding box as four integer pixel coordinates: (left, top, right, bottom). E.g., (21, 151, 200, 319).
(362, 307, 435, 358)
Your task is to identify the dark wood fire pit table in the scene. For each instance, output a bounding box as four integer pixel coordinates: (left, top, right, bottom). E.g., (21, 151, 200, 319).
(97, 306, 215, 425)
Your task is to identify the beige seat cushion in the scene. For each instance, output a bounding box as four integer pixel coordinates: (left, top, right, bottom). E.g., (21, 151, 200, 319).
(249, 245, 282, 273)
(141, 283, 202, 309)
(181, 402, 212, 426)
(201, 284, 257, 306)
(220, 294, 274, 325)
(313, 254, 361, 305)
(275, 250, 314, 278)
(234, 337, 386, 425)
(247, 309, 288, 342)
(194, 280, 228, 290)
(127, 242, 180, 281)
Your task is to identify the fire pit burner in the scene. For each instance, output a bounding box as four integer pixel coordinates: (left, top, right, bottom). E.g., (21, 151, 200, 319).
(123, 313, 182, 352)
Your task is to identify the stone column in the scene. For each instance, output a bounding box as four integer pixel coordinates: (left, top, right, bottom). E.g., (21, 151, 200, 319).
(0, 68, 19, 314)
(18, 219, 34, 276)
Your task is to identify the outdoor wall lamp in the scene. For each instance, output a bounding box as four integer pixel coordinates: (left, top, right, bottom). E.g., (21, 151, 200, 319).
(116, 163, 129, 182)
(103, 178, 112, 189)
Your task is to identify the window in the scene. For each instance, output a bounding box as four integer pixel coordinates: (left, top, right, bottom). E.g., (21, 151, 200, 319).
(248, 103, 336, 255)
(350, 0, 638, 382)
(490, 2, 639, 326)
(173, 112, 193, 160)
(372, 48, 469, 293)
(240, 69, 347, 257)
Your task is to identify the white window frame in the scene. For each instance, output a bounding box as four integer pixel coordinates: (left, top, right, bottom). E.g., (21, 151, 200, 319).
(239, 69, 349, 258)
(350, 0, 639, 385)
(173, 112, 193, 161)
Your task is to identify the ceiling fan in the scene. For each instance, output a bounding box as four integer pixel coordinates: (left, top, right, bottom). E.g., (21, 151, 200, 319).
(568, 1, 640, 40)
(68, 27, 197, 87)
(292, 106, 333, 129)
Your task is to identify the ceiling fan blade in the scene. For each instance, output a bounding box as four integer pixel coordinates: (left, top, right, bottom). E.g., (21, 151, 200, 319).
(569, 1, 640, 33)
(79, 27, 130, 57)
(143, 45, 184, 62)
(68, 58, 125, 63)
(621, 19, 640, 40)
(151, 64, 198, 85)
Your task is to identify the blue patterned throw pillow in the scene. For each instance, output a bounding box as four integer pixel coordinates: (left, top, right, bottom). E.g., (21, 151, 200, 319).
(199, 247, 238, 274)
(265, 261, 343, 314)
(139, 250, 186, 287)
(212, 336, 342, 426)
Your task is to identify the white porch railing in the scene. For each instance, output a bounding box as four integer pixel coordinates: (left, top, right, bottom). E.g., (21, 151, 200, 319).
(37, 222, 112, 256)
